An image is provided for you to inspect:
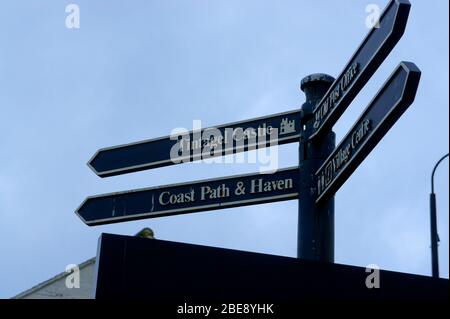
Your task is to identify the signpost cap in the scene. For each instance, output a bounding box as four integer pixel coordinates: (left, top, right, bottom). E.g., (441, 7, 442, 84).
(300, 73, 335, 92)
(300, 73, 335, 109)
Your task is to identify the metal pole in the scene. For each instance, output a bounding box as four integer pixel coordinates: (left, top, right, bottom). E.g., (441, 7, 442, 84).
(429, 192, 439, 278)
(298, 74, 335, 262)
(430, 153, 449, 278)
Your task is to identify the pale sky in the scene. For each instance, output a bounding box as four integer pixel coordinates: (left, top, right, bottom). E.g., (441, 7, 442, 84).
(0, 0, 448, 298)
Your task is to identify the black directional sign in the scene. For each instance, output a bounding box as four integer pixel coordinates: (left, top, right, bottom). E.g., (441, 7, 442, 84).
(76, 167, 299, 226)
(89, 110, 301, 177)
(309, 0, 411, 140)
(315, 62, 421, 204)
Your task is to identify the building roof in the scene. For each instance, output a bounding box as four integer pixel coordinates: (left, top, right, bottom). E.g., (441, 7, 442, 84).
(12, 228, 155, 299)
(12, 257, 96, 299)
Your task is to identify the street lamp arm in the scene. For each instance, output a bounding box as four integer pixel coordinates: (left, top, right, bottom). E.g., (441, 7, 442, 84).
(431, 153, 449, 193)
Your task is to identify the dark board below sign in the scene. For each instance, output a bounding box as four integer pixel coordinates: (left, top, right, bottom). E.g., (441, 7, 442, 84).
(94, 233, 449, 301)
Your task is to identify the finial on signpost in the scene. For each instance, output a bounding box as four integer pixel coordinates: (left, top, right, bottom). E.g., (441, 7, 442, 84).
(300, 73, 335, 112)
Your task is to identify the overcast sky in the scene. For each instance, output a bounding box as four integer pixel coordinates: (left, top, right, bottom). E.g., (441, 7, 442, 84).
(0, 0, 448, 298)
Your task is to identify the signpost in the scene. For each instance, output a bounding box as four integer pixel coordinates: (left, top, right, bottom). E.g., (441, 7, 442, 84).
(76, 167, 299, 226)
(88, 109, 301, 177)
(309, 0, 411, 140)
(315, 62, 421, 204)
(76, 0, 423, 273)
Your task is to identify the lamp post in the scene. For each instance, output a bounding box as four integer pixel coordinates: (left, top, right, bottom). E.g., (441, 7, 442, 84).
(430, 153, 449, 278)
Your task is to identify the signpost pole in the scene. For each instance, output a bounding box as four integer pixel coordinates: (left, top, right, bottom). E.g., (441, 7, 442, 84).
(298, 74, 336, 262)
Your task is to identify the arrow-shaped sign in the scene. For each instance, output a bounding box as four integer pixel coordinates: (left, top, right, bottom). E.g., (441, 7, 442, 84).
(310, 0, 411, 140)
(76, 167, 299, 226)
(89, 110, 301, 177)
(315, 62, 421, 204)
